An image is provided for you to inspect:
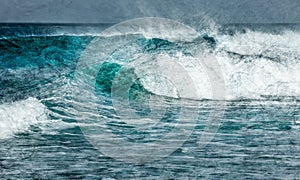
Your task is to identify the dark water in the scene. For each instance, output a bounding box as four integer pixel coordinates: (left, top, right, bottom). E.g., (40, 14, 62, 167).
(0, 22, 299, 179)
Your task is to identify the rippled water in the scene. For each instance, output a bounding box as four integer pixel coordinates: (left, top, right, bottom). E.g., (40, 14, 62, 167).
(0, 22, 299, 179)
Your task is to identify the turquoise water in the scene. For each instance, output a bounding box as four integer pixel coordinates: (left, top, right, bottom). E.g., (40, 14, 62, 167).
(0, 24, 299, 179)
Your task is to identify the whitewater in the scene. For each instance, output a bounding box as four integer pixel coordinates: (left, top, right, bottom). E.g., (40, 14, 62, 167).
(0, 22, 299, 178)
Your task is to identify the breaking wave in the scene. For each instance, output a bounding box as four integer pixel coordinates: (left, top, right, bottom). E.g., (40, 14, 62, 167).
(0, 98, 47, 139)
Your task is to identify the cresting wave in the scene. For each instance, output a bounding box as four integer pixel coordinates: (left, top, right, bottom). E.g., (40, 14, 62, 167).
(84, 29, 300, 100)
(0, 25, 299, 102)
(0, 21, 299, 177)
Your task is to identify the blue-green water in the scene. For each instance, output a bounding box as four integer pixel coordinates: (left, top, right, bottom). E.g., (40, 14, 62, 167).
(0, 24, 299, 179)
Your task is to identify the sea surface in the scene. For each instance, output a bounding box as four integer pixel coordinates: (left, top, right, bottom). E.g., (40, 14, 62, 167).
(0, 22, 299, 179)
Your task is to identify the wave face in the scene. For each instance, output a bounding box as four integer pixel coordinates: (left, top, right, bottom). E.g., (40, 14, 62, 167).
(0, 23, 299, 179)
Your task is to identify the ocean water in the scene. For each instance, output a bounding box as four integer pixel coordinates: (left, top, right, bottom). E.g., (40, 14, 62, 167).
(0, 21, 299, 179)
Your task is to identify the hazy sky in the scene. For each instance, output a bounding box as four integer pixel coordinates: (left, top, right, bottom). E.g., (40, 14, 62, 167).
(0, 0, 299, 24)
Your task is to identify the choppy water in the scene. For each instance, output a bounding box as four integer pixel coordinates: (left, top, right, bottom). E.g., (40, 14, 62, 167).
(0, 21, 299, 179)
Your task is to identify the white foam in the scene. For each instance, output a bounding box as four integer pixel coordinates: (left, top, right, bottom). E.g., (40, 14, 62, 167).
(215, 30, 300, 99)
(0, 97, 48, 139)
(136, 30, 300, 100)
(135, 52, 213, 100)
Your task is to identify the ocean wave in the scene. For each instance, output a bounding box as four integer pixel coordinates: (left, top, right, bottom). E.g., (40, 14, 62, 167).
(0, 24, 299, 101)
(79, 30, 299, 100)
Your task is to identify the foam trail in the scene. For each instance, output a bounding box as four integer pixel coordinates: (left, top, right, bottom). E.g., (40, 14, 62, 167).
(0, 97, 47, 139)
